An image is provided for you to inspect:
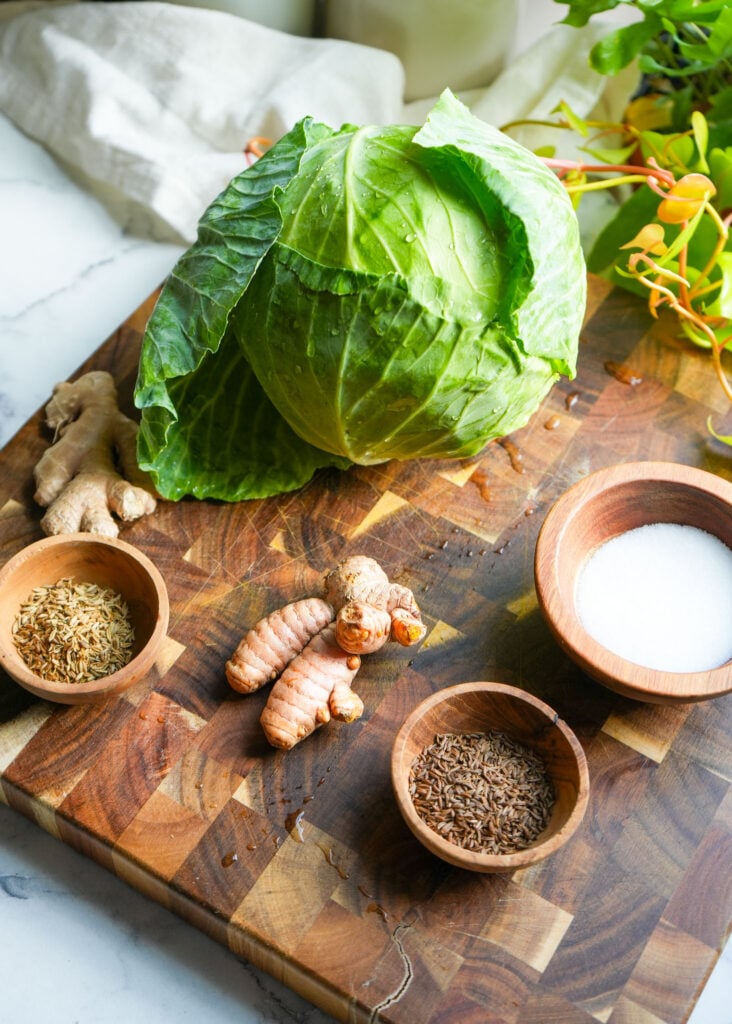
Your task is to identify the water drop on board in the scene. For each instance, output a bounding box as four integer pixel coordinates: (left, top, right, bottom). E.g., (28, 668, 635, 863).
(221, 851, 238, 867)
(285, 809, 306, 842)
(316, 842, 349, 879)
(470, 467, 491, 502)
(498, 438, 524, 473)
(604, 361, 642, 386)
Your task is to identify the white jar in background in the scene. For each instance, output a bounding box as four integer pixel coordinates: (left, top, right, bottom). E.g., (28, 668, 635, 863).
(323, 0, 518, 101)
(158, 0, 316, 35)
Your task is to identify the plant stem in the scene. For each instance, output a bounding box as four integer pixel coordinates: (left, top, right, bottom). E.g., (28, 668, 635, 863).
(543, 158, 673, 184)
(562, 174, 652, 194)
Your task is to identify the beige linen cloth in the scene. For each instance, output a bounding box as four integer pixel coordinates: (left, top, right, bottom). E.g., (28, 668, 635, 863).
(0, 1, 629, 244)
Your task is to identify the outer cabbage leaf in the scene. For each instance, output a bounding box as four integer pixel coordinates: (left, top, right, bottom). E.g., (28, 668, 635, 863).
(134, 116, 351, 500)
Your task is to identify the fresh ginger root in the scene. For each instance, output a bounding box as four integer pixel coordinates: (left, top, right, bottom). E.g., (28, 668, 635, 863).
(323, 555, 427, 650)
(33, 371, 157, 537)
(335, 600, 392, 655)
(225, 556, 426, 750)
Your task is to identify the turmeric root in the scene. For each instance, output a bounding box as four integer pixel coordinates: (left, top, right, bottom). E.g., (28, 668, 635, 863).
(33, 371, 157, 537)
(226, 597, 333, 693)
(260, 625, 363, 750)
(226, 555, 426, 750)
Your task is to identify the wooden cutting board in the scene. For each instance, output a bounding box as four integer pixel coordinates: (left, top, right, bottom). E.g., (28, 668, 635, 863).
(1, 276, 731, 1024)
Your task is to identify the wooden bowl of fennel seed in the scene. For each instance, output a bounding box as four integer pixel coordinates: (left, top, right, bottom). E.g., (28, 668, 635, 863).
(0, 533, 168, 704)
(391, 682, 589, 872)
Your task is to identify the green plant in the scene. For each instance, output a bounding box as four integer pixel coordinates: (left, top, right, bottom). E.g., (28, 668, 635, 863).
(554, 0, 732, 134)
(134, 90, 586, 502)
(511, 3, 732, 423)
(531, 105, 732, 399)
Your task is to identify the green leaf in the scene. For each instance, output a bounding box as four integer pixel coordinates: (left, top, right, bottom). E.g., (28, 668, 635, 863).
(135, 114, 350, 499)
(703, 252, 732, 320)
(705, 6, 732, 58)
(668, 87, 695, 135)
(137, 329, 350, 501)
(553, 0, 624, 29)
(586, 186, 661, 275)
(580, 141, 639, 164)
(638, 128, 696, 173)
(414, 91, 585, 376)
(709, 88, 732, 123)
(709, 146, 732, 208)
(640, 0, 729, 22)
(708, 417, 732, 446)
(637, 53, 709, 78)
(691, 111, 710, 172)
(555, 100, 590, 136)
(589, 17, 663, 75)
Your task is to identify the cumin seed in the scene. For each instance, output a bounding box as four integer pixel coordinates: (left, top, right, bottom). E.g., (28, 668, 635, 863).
(409, 730, 555, 856)
(13, 577, 135, 683)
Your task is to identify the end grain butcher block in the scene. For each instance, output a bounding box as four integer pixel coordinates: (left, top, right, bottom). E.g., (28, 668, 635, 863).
(1, 276, 731, 1024)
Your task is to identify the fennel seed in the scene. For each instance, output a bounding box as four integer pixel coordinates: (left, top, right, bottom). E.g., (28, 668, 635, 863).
(409, 731, 555, 855)
(12, 577, 135, 683)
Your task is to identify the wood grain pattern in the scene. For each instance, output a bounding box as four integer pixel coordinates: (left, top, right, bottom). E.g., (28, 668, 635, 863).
(1, 277, 731, 1023)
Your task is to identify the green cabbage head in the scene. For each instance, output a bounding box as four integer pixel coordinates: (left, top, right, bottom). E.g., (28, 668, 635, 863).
(135, 90, 586, 501)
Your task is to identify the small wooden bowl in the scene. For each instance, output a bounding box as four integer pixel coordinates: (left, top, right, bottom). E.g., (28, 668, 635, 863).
(391, 681, 589, 873)
(0, 533, 169, 704)
(534, 461, 732, 703)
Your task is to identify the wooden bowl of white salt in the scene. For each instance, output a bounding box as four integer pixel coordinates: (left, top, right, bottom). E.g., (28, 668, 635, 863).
(0, 533, 168, 704)
(534, 461, 732, 704)
(391, 682, 589, 873)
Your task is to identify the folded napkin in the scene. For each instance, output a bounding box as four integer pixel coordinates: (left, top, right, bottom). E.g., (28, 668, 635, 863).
(0, 1, 628, 244)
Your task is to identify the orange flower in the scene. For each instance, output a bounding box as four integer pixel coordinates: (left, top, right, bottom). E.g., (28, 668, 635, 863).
(621, 223, 667, 256)
(657, 173, 716, 224)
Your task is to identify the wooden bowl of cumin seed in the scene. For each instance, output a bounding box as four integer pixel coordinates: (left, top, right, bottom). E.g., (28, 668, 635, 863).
(0, 533, 169, 704)
(391, 682, 589, 872)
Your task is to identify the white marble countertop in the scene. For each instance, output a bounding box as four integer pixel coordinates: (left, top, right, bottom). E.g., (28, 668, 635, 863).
(1, 8, 730, 1022)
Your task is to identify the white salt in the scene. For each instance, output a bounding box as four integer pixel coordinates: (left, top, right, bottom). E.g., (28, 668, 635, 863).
(575, 522, 732, 673)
